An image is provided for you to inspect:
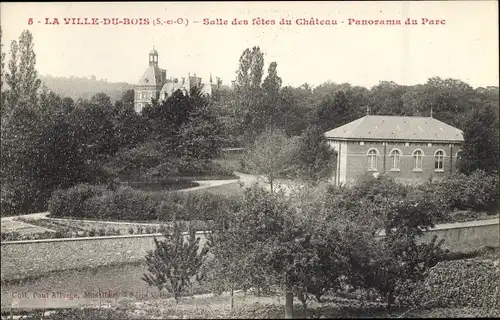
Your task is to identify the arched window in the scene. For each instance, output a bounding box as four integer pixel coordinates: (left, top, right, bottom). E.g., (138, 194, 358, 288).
(389, 149, 401, 170)
(412, 149, 424, 170)
(434, 150, 445, 171)
(367, 148, 378, 171)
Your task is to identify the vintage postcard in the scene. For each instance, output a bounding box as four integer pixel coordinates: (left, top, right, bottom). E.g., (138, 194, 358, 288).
(1, 1, 499, 319)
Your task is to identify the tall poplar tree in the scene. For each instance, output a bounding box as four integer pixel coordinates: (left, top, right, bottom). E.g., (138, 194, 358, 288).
(0, 28, 6, 111)
(234, 46, 265, 143)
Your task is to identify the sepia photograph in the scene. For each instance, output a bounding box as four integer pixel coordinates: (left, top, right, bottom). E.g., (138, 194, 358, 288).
(0, 1, 499, 319)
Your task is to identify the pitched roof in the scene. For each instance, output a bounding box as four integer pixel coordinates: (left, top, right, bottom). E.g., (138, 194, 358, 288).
(161, 82, 188, 96)
(324, 115, 464, 142)
(137, 66, 163, 86)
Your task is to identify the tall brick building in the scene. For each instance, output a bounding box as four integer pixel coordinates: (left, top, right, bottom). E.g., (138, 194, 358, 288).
(325, 115, 464, 185)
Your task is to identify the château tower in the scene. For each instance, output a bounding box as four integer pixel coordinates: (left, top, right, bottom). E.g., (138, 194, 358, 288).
(133, 47, 166, 113)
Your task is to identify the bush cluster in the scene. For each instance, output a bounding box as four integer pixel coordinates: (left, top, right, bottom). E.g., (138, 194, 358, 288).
(48, 183, 235, 223)
(427, 170, 499, 213)
(411, 259, 500, 310)
(338, 170, 499, 224)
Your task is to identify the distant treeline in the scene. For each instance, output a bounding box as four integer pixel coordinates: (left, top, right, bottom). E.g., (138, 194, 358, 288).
(39, 75, 134, 103)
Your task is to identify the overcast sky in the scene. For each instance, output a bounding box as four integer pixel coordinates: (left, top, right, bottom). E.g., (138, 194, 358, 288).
(1, 1, 498, 88)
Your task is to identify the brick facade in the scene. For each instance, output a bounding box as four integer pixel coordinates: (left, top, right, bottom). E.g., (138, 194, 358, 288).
(329, 140, 462, 185)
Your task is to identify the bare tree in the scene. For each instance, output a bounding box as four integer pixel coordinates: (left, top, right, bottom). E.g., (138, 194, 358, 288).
(244, 128, 297, 194)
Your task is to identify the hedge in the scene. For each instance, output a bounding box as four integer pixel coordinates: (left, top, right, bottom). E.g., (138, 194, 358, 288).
(48, 183, 235, 223)
(421, 170, 499, 213)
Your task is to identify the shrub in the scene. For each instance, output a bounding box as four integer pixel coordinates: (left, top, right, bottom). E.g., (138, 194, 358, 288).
(48, 184, 107, 218)
(424, 170, 499, 213)
(94, 186, 159, 220)
(53, 231, 64, 238)
(411, 259, 500, 310)
(142, 223, 211, 304)
(176, 160, 235, 178)
(45, 183, 234, 223)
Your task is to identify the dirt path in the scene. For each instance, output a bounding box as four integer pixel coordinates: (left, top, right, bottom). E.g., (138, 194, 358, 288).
(1, 212, 51, 235)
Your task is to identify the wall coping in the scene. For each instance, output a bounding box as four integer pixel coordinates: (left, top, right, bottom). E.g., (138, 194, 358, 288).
(375, 217, 498, 237)
(42, 216, 180, 226)
(430, 217, 498, 230)
(1, 231, 211, 245)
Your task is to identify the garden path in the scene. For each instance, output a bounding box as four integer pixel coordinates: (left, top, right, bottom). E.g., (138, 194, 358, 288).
(1, 212, 51, 235)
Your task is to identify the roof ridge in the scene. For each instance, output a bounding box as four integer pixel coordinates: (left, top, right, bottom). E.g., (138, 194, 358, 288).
(350, 116, 367, 134)
(324, 115, 463, 142)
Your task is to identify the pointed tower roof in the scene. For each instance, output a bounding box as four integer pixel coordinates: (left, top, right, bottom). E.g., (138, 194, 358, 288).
(137, 47, 162, 86)
(137, 66, 163, 86)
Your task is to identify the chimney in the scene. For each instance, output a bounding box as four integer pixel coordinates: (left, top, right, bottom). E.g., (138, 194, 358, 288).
(161, 70, 167, 85)
(182, 77, 185, 85)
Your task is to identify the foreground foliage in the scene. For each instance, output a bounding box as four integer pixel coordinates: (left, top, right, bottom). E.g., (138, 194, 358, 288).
(142, 223, 210, 304)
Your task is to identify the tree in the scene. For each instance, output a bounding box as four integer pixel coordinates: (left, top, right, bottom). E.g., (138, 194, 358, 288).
(278, 85, 314, 136)
(142, 223, 210, 304)
(176, 89, 223, 162)
(4, 40, 20, 111)
(17, 30, 41, 107)
(90, 92, 112, 108)
(458, 104, 499, 175)
(234, 46, 265, 143)
(71, 97, 119, 164)
(207, 199, 248, 309)
(223, 185, 350, 318)
(261, 61, 283, 129)
(401, 77, 478, 128)
(294, 124, 336, 184)
(316, 89, 364, 132)
(243, 129, 297, 194)
(112, 95, 146, 149)
(0, 28, 6, 110)
(369, 81, 407, 115)
(352, 197, 446, 309)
